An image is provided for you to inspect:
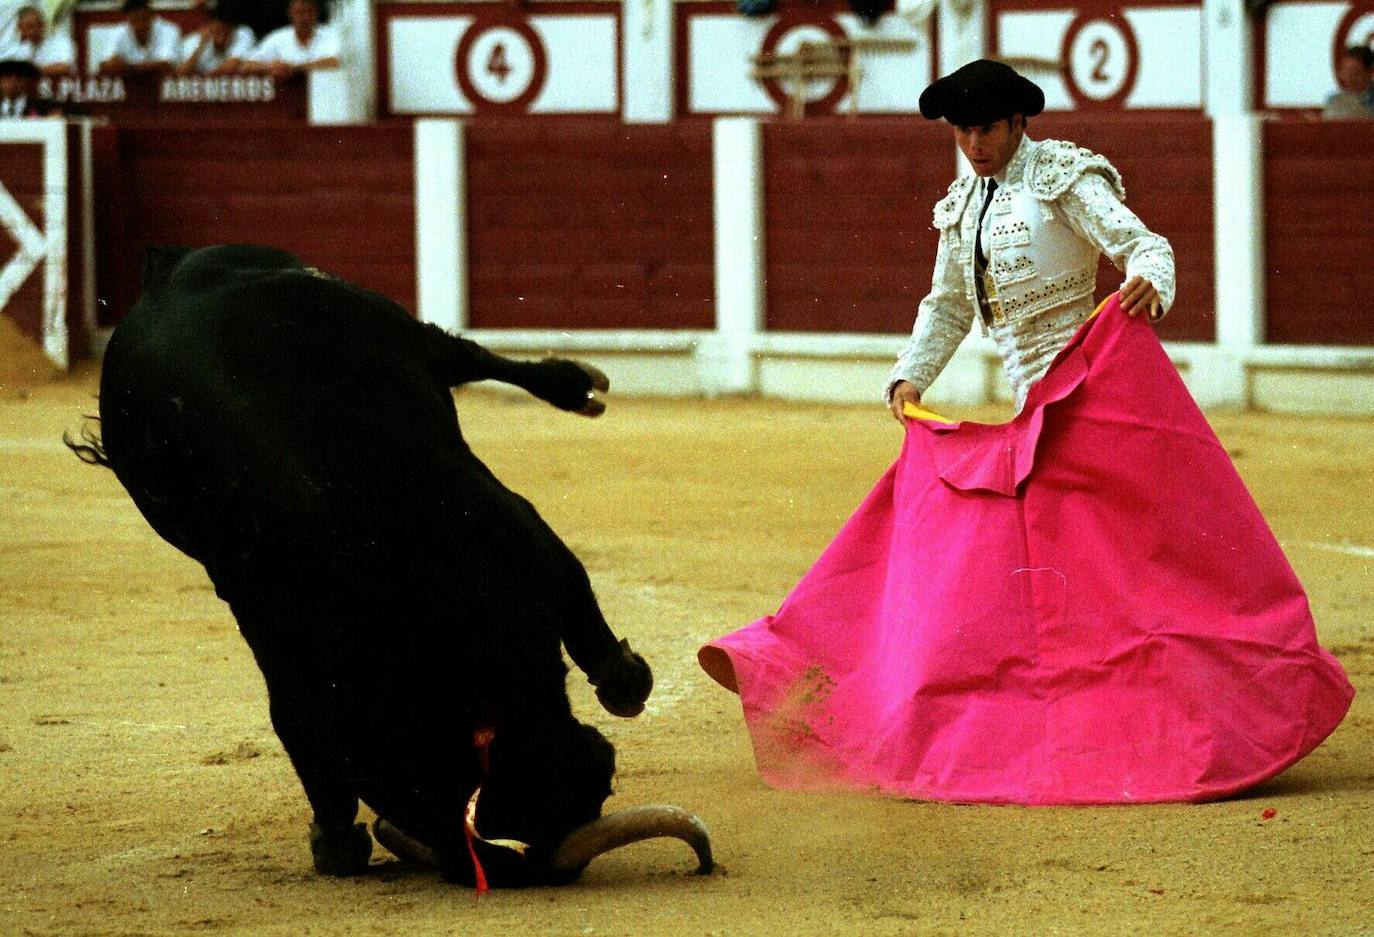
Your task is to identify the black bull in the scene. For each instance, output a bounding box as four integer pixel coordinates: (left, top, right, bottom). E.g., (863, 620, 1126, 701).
(69, 245, 712, 886)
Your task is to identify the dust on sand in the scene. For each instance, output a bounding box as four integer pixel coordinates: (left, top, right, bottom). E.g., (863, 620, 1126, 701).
(0, 314, 60, 394)
(1, 371, 1371, 936)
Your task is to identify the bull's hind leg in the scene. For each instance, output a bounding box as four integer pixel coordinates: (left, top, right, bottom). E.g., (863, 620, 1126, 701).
(421, 325, 610, 416)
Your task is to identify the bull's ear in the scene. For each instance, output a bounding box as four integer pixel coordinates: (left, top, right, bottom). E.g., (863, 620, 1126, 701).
(592, 639, 652, 718)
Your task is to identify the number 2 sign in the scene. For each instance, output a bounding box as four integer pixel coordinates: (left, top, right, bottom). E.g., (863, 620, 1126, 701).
(454, 12, 549, 112)
(1061, 14, 1140, 109)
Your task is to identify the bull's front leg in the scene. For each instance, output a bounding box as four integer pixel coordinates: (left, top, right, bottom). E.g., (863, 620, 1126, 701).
(265, 687, 373, 876)
(423, 326, 610, 416)
(550, 558, 653, 718)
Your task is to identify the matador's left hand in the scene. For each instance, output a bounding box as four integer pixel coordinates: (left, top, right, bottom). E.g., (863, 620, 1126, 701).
(1119, 276, 1163, 322)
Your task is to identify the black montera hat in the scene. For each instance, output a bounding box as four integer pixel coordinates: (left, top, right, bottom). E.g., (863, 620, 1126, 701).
(0, 58, 39, 80)
(919, 59, 1045, 126)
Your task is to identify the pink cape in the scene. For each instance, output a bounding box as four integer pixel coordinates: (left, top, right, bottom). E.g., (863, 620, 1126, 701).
(699, 298, 1354, 804)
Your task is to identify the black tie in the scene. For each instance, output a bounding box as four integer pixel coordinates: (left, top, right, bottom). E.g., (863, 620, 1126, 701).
(975, 178, 998, 269)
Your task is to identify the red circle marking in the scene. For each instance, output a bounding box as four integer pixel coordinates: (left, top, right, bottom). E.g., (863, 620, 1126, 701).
(1060, 14, 1140, 111)
(454, 13, 548, 115)
(1333, 4, 1374, 78)
(759, 13, 850, 117)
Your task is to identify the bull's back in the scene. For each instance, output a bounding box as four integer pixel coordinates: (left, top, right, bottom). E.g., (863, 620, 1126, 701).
(99, 245, 468, 591)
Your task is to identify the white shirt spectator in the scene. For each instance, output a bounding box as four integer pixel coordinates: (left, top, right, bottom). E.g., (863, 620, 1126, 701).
(108, 15, 181, 66)
(0, 1, 24, 54)
(180, 24, 254, 74)
(248, 21, 340, 68)
(9, 31, 76, 71)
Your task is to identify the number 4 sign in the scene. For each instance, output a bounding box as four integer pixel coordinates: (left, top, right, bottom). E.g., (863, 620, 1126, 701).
(455, 12, 549, 112)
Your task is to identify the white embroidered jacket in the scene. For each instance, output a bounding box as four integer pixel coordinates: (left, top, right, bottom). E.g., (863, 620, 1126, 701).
(887, 134, 1176, 412)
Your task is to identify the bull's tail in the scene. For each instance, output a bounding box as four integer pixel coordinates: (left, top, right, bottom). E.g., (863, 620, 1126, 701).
(64, 416, 110, 467)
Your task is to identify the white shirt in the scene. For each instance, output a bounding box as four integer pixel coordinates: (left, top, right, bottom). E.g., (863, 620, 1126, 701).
(7, 32, 77, 71)
(108, 17, 182, 66)
(248, 23, 340, 67)
(179, 25, 255, 73)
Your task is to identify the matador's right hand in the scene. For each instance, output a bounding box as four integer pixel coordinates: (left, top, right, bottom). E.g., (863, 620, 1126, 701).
(889, 380, 921, 424)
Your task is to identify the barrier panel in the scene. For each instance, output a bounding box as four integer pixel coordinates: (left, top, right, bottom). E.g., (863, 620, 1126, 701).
(92, 125, 415, 327)
(464, 121, 714, 329)
(761, 119, 949, 333)
(1264, 120, 1374, 346)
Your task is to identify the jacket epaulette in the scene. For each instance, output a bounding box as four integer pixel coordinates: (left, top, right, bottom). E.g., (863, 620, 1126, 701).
(1024, 139, 1126, 202)
(932, 175, 976, 230)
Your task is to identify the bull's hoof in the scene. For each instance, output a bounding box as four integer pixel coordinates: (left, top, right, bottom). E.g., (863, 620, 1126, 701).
(540, 358, 610, 417)
(573, 361, 610, 418)
(310, 820, 373, 876)
(593, 639, 653, 718)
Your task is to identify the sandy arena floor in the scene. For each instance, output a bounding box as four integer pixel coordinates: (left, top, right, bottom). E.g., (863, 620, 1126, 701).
(1, 360, 1371, 936)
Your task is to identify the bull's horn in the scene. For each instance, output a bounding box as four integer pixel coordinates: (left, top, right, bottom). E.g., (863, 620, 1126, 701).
(550, 805, 713, 875)
(373, 819, 439, 867)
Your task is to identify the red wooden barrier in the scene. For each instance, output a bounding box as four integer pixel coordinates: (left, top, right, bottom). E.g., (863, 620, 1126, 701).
(763, 120, 951, 334)
(93, 125, 415, 328)
(1264, 121, 1374, 346)
(464, 122, 714, 329)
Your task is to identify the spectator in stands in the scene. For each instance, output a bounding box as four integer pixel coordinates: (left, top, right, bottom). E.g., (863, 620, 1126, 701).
(0, 57, 55, 116)
(202, 0, 290, 40)
(1323, 45, 1374, 119)
(176, 6, 255, 76)
(242, 0, 339, 78)
(10, 6, 76, 78)
(98, 0, 183, 77)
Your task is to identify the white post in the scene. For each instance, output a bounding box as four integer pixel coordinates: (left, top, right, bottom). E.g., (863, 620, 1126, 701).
(39, 119, 68, 370)
(413, 119, 466, 334)
(622, 0, 674, 123)
(1199, 113, 1264, 408)
(702, 117, 764, 396)
(937, 0, 987, 77)
(337, 0, 377, 121)
(306, 0, 377, 124)
(1203, 0, 1254, 117)
(307, 69, 361, 124)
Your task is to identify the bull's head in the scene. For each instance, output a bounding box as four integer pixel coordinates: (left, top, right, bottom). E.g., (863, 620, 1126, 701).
(373, 721, 712, 885)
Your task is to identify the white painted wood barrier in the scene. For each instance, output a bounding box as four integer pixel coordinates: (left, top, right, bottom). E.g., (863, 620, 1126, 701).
(414, 119, 466, 335)
(701, 117, 766, 396)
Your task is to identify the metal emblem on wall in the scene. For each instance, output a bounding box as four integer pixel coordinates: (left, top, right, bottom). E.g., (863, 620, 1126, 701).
(755, 13, 852, 117)
(678, 1, 933, 117)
